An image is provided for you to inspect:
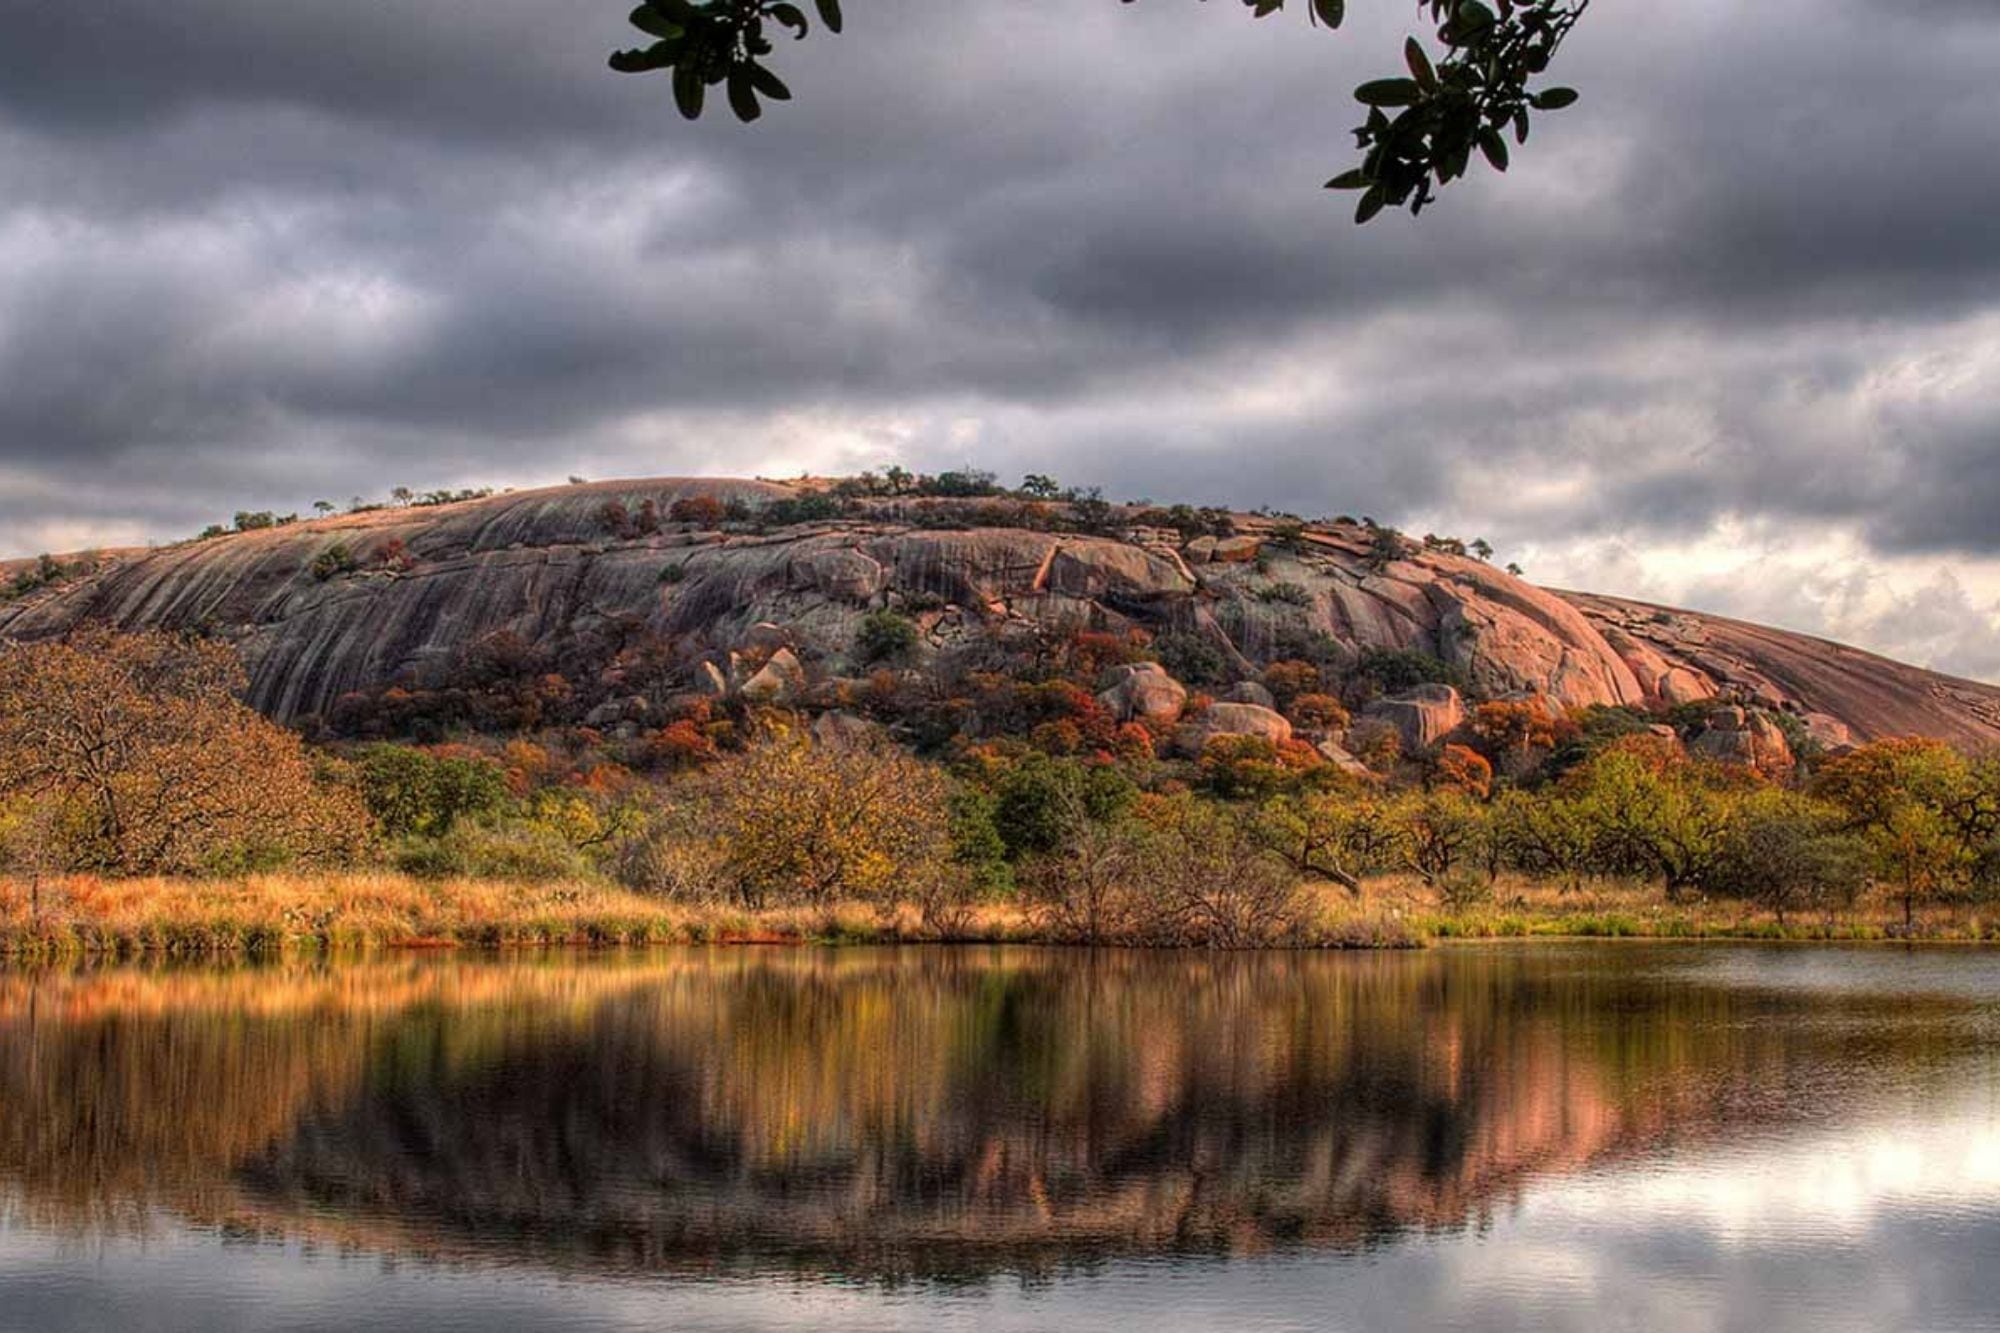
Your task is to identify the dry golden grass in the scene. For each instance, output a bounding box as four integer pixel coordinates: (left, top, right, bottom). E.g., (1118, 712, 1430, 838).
(0, 871, 1045, 960)
(0, 870, 1993, 961)
(1300, 873, 2000, 943)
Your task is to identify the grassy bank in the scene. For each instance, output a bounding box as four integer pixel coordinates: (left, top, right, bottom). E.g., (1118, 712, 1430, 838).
(2, 872, 1997, 962)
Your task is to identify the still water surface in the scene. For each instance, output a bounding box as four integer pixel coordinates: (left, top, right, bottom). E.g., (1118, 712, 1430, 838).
(1, 943, 1997, 1332)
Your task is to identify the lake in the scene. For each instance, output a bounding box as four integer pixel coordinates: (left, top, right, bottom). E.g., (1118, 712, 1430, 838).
(1, 944, 1997, 1332)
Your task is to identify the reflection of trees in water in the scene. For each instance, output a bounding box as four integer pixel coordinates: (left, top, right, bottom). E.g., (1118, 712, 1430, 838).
(0, 949, 1980, 1277)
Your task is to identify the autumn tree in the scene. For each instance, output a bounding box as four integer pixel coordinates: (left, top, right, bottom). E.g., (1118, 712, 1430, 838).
(1489, 787, 1591, 891)
(1561, 736, 1738, 899)
(0, 630, 367, 875)
(1134, 792, 1303, 946)
(1392, 788, 1485, 886)
(1708, 790, 1869, 927)
(1812, 738, 1992, 929)
(708, 736, 956, 908)
(1255, 785, 1399, 893)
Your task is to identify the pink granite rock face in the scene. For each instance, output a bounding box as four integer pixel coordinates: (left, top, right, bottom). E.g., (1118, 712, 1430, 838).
(1361, 685, 1467, 751)
(1172, 703, 1293, 757)
(4, 477, 1998, 747)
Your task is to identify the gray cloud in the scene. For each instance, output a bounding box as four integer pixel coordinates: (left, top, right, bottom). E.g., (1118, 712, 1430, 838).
(2, 0, 1999, 674)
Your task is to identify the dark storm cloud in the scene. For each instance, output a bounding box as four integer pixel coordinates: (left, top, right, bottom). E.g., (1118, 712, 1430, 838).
(3, 0, 2000, 671)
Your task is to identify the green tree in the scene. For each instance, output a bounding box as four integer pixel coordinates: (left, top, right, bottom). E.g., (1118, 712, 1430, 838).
(1813, 738, 1988, 929)
(355, 745, 510, 839)
(855, 609, 920, 664)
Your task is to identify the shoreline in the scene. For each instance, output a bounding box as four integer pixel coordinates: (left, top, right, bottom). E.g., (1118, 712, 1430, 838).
(2, 871, 1996, 963)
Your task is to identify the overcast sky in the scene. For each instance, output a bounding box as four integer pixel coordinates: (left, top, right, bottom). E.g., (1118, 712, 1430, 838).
(3, 1, 1999, 677)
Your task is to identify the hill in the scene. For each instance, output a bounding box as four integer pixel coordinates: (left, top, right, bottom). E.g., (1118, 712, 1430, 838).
(3, 476, 1997, 751)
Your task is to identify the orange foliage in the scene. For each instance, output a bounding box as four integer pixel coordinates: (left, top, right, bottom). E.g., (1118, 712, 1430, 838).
(1470, 699, 1561, 754)
(0, 630, 368, 875)
(1288, 693, 1350, 731)
(1261, 660, 1323, 708)
(1434, 744, 1493, 799)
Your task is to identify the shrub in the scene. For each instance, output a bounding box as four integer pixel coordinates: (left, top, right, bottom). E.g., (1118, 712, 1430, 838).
(1261, 660, 1322, 708)
(1288, 693, 1350, 731)
(1364, 526, 1416, 569)
(395, 821, 595, 883)
(309, 543, 359, 582)
(1135, 794, 1304, 947)
(1709, 795, 1869, 925)
(1350, 646, 1466, 696)
(855, 609, 920, 664)
(922, 469, 1001, 498)
(356, 744, 510, 839)
(668, 494, 727, 527)
(760, 489, 845, 528)
(1022, 822, 1144, 945)
(1153, 631, 1229, 687)
(1255, 581, 1314, 606)
(991, 753, 1136, 859)
(1434, 744, 1493, 798)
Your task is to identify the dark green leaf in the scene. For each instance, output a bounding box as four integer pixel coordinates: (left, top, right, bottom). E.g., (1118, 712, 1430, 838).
(1404, 37, 1437, 90)
(813, 0, 844, 35)
(1354, 78, 1424, 107)
(1477, 127, 1509, 170)
(770, 3, 808, 38)
(673, 61, 705, 119)
(1324, 168, 1372, 190)
(747, 63, 792, 100)
(727, 66, 761, 122)
(628, 5, 681, 40)
(1531, 85, 1578, 109)
(1355, 186, 1387, 225)
(1312, 0, 1346, 28)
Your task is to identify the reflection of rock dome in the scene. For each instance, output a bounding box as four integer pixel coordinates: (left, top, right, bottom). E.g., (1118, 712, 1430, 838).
(2, 949, 1976, 1279)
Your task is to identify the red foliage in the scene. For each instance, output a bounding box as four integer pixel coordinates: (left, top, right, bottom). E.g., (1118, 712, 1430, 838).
(668, 494, 727, 527)
(640, 719, 720, 771)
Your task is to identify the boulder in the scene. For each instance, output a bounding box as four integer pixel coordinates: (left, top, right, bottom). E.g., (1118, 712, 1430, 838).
(1802, 711, 1857, 755)
(1096, 662, 1188, 722)
(693, 660, 729, 697)
(1361, 684, 1466, 751)
(1690, 705, 1793, 774)
(1225, 680, 1276, 709)
(740, 647, 807, 704)
(811, 710, 878, 747)
(1210, 535, 1263, 564)
(744, 621, 791, 653)
(1315, 739, 1374, 779)
(1656, 666, 1713, 706)
(1172, 702, 1293, 757)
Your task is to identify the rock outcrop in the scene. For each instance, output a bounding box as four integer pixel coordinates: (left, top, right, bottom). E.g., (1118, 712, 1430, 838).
(1361, 685, 1468, 752)
(1173, 703, 1294, 757)
(1096, 662, 1188, 722)
(1688, 705, 1794, 776)
(4, 475, 1998, 747)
